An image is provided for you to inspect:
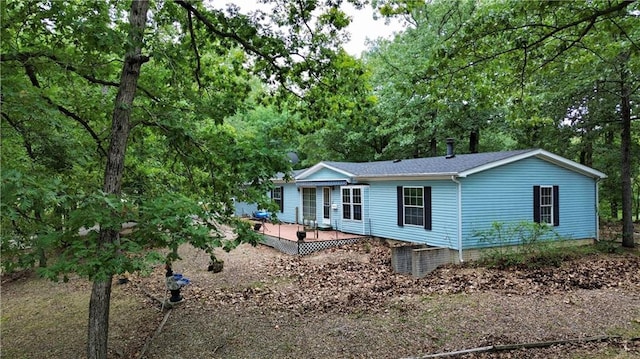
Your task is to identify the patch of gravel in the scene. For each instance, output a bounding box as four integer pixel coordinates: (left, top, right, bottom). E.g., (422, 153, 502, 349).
(127, 241, 640, 359)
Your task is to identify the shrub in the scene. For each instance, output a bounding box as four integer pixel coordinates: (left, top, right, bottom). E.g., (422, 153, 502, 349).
(474, 221, 568, 269)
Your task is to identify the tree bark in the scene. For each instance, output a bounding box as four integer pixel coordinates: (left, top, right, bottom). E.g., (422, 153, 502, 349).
(579, 130, 592, 167)
(619, 55, 634, 248)
(88, 279, 112, 359)
(87, 1, 150, 359)
(429, 137, 437, 157)
(469, 129, 479, 153)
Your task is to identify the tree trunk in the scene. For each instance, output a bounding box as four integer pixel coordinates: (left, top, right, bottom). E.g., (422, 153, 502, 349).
(469, 129, 479, 153)
(430, 137, 437, 157)
(579, 132, 593, 167)
(87, 278, 112, 358)
(35, 209, 47, 268)
(619, 56, 634, 248)
(87, 1, 149, 359)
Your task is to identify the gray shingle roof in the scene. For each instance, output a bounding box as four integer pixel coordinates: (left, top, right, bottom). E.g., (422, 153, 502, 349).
(274, 168, 307, 181)
(323, 149, 535, 177)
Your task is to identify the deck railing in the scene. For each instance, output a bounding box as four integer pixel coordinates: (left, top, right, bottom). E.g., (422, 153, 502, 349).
(261, 235, 366, 255)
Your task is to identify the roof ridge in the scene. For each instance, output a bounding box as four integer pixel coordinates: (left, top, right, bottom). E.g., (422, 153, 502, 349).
(324, 148, 536, 165)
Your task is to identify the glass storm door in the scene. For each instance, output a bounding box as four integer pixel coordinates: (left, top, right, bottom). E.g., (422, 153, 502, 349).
(322, 187, 331, 224)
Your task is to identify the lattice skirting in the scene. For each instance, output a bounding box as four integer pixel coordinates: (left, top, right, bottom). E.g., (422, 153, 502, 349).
(261, 235, 367, 255)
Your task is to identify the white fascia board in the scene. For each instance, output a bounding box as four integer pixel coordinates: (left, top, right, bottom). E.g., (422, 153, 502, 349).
(295, 162, 355, 180)
(458, 149, 607, 179)
(534, 149, 607, 179)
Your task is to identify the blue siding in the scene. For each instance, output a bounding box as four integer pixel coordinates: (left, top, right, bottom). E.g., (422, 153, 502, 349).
(277, 185, 345, 226)
(275, 183, 299, 223)
(326, 187, 342, 229)
(461, 157, 598, 248)
(233, 183, 299, 223)
(301, 168, 350, 181)
(365, 180, 459, 249)
(233, 200, 257, 217)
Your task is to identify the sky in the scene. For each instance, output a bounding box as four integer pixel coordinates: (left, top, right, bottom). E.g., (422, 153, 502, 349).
(339, 3, 406, 55)
(212, 1, 406, 56)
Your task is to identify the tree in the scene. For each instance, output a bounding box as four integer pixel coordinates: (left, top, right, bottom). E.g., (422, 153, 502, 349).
(87, 1, 150, 356)
(362, 0, 514, 160)
(1, 1, 362, 358)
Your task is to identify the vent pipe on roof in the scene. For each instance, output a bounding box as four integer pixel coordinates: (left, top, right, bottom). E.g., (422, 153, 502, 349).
(446, 138, 455, 159)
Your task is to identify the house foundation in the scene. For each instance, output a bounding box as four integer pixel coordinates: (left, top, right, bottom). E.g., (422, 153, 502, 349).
(391, 245, 453, 278)
(390, 238, 596, 277)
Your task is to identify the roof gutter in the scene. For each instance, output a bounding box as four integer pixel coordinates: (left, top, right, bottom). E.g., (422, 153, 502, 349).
(451, 175, 464, 263)
(356, 173, 458, 182)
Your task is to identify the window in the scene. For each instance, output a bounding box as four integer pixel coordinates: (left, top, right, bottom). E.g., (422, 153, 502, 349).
(271, 187, 283, 212)
(342, 187, 362, 220)
(533, 185, 559, 226)
(540, 186, 552, 224)
(397, 186, 432, 230)
(404, 187, 424, 226)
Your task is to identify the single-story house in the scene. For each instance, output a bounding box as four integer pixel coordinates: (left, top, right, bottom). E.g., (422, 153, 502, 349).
(235, 146, 607, 262)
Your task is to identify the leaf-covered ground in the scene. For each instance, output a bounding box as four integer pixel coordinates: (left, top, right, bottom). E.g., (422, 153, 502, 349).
(127, 240, 640, 358)
(2, 239, 640, 358)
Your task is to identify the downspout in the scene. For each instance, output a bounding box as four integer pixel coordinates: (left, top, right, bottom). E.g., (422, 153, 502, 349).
(451, 176, 463, 263)
(595, 178, 601, 241)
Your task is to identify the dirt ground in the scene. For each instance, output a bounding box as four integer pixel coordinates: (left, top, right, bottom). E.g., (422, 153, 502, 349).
(2, 239, 640, 359)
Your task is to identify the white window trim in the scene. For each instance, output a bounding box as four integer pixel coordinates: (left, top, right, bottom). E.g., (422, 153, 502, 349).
(341, 186, 364, 222)
(539, 185, 554, 225)
(272, 187, 283, 211)
(403, 186, 424, 227)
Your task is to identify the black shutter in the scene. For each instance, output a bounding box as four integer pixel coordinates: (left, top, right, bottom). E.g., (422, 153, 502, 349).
(553, 185, 559, 226)
(397, 186, 404, 227)
(533, 186, 540, 223)
(424, 186, 432, 230)
(278, 187, 283, 212)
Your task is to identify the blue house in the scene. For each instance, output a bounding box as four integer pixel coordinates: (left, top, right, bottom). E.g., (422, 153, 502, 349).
(238, 147, 607, 262)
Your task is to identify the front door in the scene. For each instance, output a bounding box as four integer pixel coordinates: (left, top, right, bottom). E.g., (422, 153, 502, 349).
(322, 187, 331, 225)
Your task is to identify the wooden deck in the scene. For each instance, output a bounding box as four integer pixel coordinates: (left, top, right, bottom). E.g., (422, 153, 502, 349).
(253, 221, 367, 241)
(251, 221, 369, 255)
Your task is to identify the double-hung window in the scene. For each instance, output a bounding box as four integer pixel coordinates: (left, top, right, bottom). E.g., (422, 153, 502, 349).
(533, 185, 559, 226)
(342, 187, 362, 221)
(403, 187, 424, 226)
(539, 186, 552, 224)
(397, 186, 432, 230)
(271, 186, 283, 212)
